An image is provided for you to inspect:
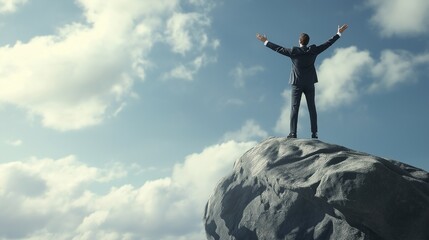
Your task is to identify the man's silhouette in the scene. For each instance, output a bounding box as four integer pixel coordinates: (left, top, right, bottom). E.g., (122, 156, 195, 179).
(256, 24, 348, 139)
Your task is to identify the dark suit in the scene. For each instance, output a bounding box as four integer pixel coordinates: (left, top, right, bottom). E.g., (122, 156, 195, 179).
(265, 34, 340, 135)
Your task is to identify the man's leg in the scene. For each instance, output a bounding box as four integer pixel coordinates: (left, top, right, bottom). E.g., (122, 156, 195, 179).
(290, 85, 302, 137)
(304, 84, 318, 136)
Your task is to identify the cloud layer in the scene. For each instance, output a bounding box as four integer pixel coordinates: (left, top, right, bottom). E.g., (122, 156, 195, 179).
(0, 141, 255, 240)
(0, 0, 218, 131)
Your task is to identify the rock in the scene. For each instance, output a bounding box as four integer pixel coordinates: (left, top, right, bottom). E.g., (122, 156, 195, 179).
(203, 137, 429, 240)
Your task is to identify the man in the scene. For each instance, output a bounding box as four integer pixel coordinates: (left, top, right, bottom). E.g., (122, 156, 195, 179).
(256, 24, 348, 139)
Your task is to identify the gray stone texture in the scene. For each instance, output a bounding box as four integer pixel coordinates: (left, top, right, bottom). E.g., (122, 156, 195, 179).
(204, 137, 429, 240)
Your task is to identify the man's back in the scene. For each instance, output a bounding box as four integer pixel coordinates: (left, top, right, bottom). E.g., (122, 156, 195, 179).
(265, 34, 340, 85)
(289, 46, 319, 85)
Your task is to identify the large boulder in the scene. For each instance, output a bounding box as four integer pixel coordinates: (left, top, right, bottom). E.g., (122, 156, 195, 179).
(204, 137, 429, 240)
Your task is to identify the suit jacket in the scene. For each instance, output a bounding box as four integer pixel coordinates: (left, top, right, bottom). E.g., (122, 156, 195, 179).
(266, 34, 340, 86)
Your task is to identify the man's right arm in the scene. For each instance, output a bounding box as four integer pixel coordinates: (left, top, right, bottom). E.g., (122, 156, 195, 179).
(256, 33, 292, 57)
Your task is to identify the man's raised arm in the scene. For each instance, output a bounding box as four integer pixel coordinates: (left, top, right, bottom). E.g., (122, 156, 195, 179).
(314, 24, 349, 54)
(256, 33, 268, 45)
(337, 24, 348, 36)
(256, 33, 293, 56)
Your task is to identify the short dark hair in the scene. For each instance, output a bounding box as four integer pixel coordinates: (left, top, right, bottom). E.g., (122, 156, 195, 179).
(299, 33, 310, 46)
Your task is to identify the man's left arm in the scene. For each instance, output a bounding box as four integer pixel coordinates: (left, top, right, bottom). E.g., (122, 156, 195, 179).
(315, 24, 348, 54)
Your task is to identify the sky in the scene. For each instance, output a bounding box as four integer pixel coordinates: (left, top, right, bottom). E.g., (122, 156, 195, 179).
(0, 0, 428, 239)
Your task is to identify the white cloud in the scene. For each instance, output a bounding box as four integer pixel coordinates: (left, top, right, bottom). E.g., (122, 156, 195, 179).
(0, 155, 126, 239)
(223, 119, 268, 142)
(0, 0, 218, 131)
(367, 0, 429, 36)
(0, 20, 137, 131)
(171, 141, 256, 212)
(5, 139, 22, 146)
(369, 50, 429, 91)
(165, 12, 211, 55)
(0, 0, 28, 13)
(225, 98, 245, 106)
(0, 141, 255, 239)
(317, 46, 373, 110)
(230, 63, 265, 88)
(319, 47, 429, 96)
(167, 65, 194, 81)
(274, 90, 292, 134)
(163, 54, 217, 81)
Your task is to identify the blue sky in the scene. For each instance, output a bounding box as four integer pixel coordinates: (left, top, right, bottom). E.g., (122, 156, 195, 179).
(0, 0, 428, 239)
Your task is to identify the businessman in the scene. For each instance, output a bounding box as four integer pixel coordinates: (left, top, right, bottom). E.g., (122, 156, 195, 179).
(256, 24, 348, 139)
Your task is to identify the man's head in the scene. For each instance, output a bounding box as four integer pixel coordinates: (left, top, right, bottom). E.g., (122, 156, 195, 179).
(299, 33, 310, 46)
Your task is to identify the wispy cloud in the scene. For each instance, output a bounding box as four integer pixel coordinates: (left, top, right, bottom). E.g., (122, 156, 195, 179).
(165, 12, 211, 55)
(223, 120, 268, 142)
(367, 0, 429, 37)
(0, 0, 28, 13)
(225, 98, 245, 106)
(230, 63, 265, 88)
(369, 50, 429, 91)
(162, 54, 217, 81)
(5, 139, 23, 147)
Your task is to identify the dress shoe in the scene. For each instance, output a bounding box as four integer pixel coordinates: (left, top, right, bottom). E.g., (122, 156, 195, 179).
(287, 133, 297, 138)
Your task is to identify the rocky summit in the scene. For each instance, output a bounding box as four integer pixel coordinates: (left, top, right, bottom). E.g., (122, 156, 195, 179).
(204, 137, 429, 240)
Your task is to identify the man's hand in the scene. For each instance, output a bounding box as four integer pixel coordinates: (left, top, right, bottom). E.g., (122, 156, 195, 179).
(256, 33, 267, 43)
(338, 24, 348, 33)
